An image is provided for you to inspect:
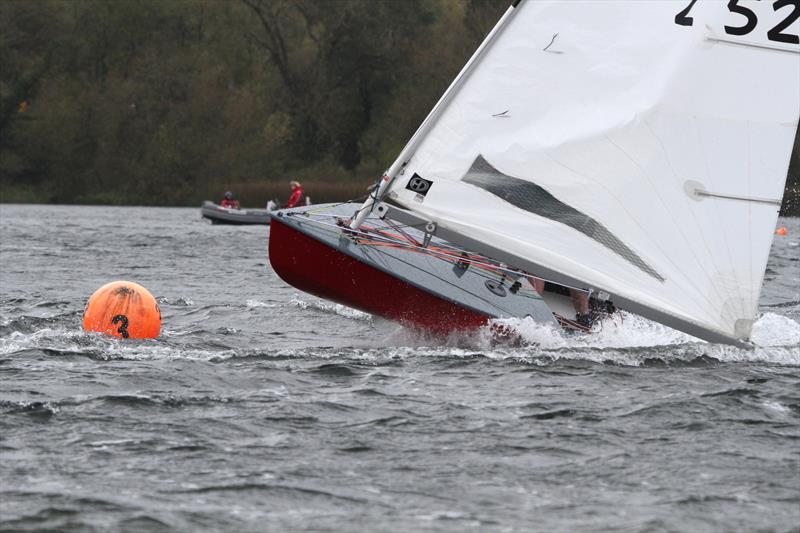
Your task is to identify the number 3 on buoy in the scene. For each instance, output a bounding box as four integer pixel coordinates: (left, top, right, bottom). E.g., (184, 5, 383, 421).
(111, 314, 130, 338)
(83, 281, 160, 339)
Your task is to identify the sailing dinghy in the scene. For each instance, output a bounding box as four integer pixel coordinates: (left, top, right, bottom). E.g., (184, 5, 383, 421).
(269, 0, 800, 344)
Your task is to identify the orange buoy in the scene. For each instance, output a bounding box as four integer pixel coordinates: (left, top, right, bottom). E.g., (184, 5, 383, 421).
(83, 281, 160, 339)
(775, 227, 787, 236)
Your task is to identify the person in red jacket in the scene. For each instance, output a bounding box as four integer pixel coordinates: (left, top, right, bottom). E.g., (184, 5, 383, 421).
(220, 191, 240, 209)
(284, 181, 306, 208)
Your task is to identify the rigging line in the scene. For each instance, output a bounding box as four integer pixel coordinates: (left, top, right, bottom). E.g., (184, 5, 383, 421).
(364, 241, 547, 301)
(359, 225, 490, 262)
(365, 237, 592, 294)
(306, 216, 500, 270)
(544, 147, 720, 324)
(351, 193, 377, 220)
(353, 234, 501, 271)
(361, 244, 547, 316)
(303, 210, 410, 231)
(603, 133, 730, 323)
(348, 183, 382, 221)
(360, 245, 521, 313)
(353, 227, 508, 273)
(297, 214, 431, 246)
(362, 238, 508, 279)
(350, 222, 440, 249)
(303, 210, 515, 257)
(302, 198, 366, 217)
(353, 239, 509, 279)
(297, 216, 593, 294)
(374, 220, 422, 247)
(300, 212, 594, 298)
(371, 228, 419, 247)
(300, 211, 435, 236)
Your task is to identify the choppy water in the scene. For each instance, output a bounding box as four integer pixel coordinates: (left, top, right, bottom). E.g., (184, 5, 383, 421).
(1, 205, 798, 532)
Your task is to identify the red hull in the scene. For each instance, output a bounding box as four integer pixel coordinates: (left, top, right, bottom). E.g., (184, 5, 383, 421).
(268, 217, 491, 334)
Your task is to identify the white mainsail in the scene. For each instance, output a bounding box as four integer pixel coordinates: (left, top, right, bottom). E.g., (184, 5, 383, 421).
(380, 0, 800, 344)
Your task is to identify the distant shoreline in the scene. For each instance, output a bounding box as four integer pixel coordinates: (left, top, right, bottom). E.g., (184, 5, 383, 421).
(2, 196, 798, 218)
(0, 179, 377, 210)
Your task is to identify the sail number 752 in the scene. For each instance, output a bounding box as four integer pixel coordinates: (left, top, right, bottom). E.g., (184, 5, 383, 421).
(675, 0, 800, 44)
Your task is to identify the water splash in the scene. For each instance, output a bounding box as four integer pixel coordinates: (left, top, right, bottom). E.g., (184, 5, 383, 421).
(750, 312, 800, 347)
(2, 304, 797, 367)
(0, 328, 223, 362)
(157, 297, 194, 306)
(483, 311, 800, 366)
(246, 299, 278, 309)
(289, 296, 372, 322)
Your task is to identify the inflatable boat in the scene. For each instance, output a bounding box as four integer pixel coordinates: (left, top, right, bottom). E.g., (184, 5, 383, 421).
(201, 201, 272, 225)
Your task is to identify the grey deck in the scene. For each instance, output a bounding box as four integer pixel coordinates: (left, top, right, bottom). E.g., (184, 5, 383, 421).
(272, 202, 558, 326)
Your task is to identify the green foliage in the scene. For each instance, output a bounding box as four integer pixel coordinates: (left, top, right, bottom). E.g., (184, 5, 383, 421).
(0, 0, 797, 214)
(0, 0, 485, 204)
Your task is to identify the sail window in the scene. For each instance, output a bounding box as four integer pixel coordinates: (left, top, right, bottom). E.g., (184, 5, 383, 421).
(461, 155, 665, 281)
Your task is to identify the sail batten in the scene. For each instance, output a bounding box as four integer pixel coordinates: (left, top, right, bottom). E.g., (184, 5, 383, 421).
(382, 0, 799, 343)
(705, 34, 800, 54)
(693, 191, 782, 206)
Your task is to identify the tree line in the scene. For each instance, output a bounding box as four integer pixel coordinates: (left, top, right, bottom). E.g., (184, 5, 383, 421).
(1, 0, 797, 214)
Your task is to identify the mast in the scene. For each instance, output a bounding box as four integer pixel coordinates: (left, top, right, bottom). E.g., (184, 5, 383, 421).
(349, 0, 526, 230)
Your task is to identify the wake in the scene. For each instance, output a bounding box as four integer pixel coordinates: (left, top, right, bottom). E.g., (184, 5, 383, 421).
(2, 295, 797, 366)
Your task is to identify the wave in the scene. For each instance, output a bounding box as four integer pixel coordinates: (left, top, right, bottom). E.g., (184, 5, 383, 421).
(0, 394, 234, 415)
(288, 296, 372, 322)
(539, 310, 800, 350)
(478, 311, 800, 366)
(0, 328, 227, 362)
(1, 307, 796, 367)
(245, 299, 279, 309)
(157, 296, 194, 306)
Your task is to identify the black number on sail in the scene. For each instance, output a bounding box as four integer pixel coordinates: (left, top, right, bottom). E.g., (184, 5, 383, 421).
(112, 314, 130, 338)
(768, 0, 800, 44)
(725, 0, 759, 36)
(675, 0, 699, 26)
(675, 0, 800, 44)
